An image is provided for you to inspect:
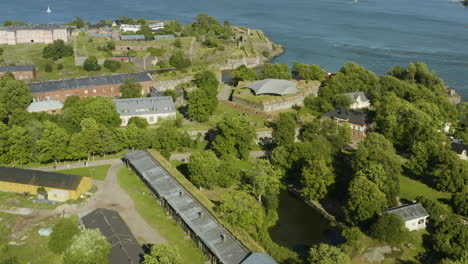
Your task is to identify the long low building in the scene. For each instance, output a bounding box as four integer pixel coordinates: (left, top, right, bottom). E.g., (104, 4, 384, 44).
(123, 150, 277, 264)
(0, 166, 92, 202)
(29, 72, 155, 102)
(113, 96, 176, 126)
(0, 24, 71, 45)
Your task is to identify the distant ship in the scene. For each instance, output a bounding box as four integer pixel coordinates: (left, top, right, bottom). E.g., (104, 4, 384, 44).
(46, 6, 52, 14)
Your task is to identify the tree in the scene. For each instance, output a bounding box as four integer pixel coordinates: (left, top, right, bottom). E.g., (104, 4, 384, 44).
(0, 123, 9, 164)
(216, 156, 241, 187)
(63, 229, 111, 264)
(258, 63, 291, 80)
(231, 65, 257, 84)
(246, 159, 281, 203)
(63, 95, 81, 109)
(57, 63, 64, 70)
(186, 89, 217, 122)
(106, 41, 115, 51)
(333, 94, 352, 109)
(128, 116, 149, 128)
(120, 78, 142, 98)
(37, 121, 69, 163)
(173, 38, 182, 48)
(83, 56, 101, 71)
(273, 113, 296, 147)
(212, 113, 256, 159)
(193, 70, 219, 96)
(103, 59, 121, 72)
(187, 150, 220, 189)
(308, 244, 350, 264)
(300, 117, 351, 151)
(143, 243, 182, 264)
(432, 217, 468, 260)
(6, 125, 31, 164)
(0, 79, 33, 115)
(292, 61, 326, 82)
(370, 214, 409, 244)
(45, 63, 53, 72)
(48, 218, 80, 254)
(147, 47, 166, 57)
(345, 176, 386, 225)
(42, 40, 73, 60)
(71, 17, 85, 28)
(169, 52, 191, 70)
(73, 118, 121, 157)
(452, 193, 468, 217)
(0, 47, 3, 56)
(140, 24, 154, 40)
(301, 159, 335, 201)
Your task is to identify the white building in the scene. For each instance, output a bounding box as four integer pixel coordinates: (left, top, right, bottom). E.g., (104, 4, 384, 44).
(27, 100, 63, 113)
(384, 203, 429, 231)
(149, 22, 164, 31)
(345, 91, 370, 109)
(120, 24, 141, 33)
(113, 96, 176, 126)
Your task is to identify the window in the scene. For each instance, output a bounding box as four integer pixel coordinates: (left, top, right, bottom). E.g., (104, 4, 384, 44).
(84, 90, 88, 94)
(93, 89, 96, 93)
(111, 87, 115, 91)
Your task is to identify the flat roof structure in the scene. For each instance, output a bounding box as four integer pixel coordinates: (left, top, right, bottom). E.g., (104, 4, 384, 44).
(27, 100, 63, 112)
(384, 203, 429, 221)
(245, 79, 299, 96)
(124, 150, 251, 264)
(113, 96, 175, 117)
(0, 65, 35, 72)
(0, 166, 84, 190)
(28, 72, 153, 94)
(81, 208, 144, 264)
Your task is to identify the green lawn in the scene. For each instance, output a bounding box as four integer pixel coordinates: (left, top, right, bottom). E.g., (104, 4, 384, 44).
(55, 165, 111, 180)
(117, 167, 206, 264)
(0, 192, 57, 210)
(207, 103, 266, 128)
(399, 175, 451, 201)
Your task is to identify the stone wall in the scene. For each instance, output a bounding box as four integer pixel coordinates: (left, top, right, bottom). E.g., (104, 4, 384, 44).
(153, 76, 194, 91)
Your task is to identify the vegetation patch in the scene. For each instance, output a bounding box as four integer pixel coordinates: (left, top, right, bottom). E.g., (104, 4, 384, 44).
(55, 164, 112, 180)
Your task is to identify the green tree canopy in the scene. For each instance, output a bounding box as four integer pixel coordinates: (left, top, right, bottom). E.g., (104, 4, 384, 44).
(63, 229, 111, 264)
(186, 89, 218, 122)
(83, 56, 101, 71)
(120, 77, 143, 98)
(193, 70, 219, 96)
(37, 121, 69, 163)
(169, 51, 191, 70)
(103, 59, 121, 72)
(272, 112, 296, 147)
(127, 116, 149, 128)
(246, 159, 281, 202)
(292, 61, 326, 82)
(308, 243, 351, 264)
(42, 40, 73, 60)
(187, 150, 220, 189)
(452, 193, 468, 217)
(48, 218, 81, 254)
(432, 217, 468, 260)
(231, 65, 257, 84)
(345, 176, 386, 225)
(258, 63, 291, 80)
(3, 20, 26, 26)
(0, 79, 33, 115)
(369, 214, 409, 244)
(143, 243, 182, 264)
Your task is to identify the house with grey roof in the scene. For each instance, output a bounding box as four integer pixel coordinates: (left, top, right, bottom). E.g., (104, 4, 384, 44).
(345, 91, 370, 109)
(245, 79, 299, 96)
(324, 107, 373, 141)
(113, 96, 176, 126)
(384, 203, 429, 231)
(27, 100, 63, 113)
(80, 208, 144, 264)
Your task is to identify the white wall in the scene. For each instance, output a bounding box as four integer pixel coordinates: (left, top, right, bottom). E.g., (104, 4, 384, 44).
(405, 217, 427, 231)
(120, 112, 176, 126)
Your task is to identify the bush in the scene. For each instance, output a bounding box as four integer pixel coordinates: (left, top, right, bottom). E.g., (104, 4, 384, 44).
(370, 214, 409, 245)
(452, 193, 468, 217)
(43, 40, 73, 60)
(128, 116, 149, 128)
(45, 63, 53, 72)
(83, 56, 101, 72)
(169, 52, 191, 70)
(57, 63, 64, 70)
(127, 49, 137, 56)
(48, 218, 81, 254)
(157, 60, 171, 69)
(147, 47, 166, 57)
(173, 38, 182, 48)
(106, 41, 115, 51)
(103, 59, 121, 72)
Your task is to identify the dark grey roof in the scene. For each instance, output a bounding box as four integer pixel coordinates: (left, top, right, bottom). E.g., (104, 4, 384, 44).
(0, 65, 35, 72)
(0, 24, 70, 31)
(451, 142, 467, 154)
(345, 91, 369, 104)
(241, 253, 278, 264)
(324, 107, 371, 126)
(384, 203, 429, 221)
(124, 150, 250, 264)
(0, 166, 84, 190)
(81, 208, 144, 264)
(113, 96, 175, 117)
(29, 73, 153, 94)
(120, 35, 146, 41)
(245, 79, 299, 96)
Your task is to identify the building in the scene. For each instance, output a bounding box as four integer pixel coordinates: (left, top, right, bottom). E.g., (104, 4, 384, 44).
(123, 150, 278, 264)
(29, 72, 155, 102)
(383, 203, 429, 231)
(324, 107, 372, 141)
(149, 22, 164, 31)
(245, 79, 299, 96)
(113, 96, 176, 126)
(0, 65, 36, 81)
(27, 100, 63, 113)
(345, 91, 370, 109)
(120, 35, 146, 41)
(241, 253, 277, 264)
(120, 24, 141, 33)
(0, 24, 71, 45)
(0, 166, 92, 202)
(451, 142, 468, 161)
(80, 208, 145, 264)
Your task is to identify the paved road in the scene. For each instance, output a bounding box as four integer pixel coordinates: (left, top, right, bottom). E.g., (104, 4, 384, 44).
(35, 159, 167, 244)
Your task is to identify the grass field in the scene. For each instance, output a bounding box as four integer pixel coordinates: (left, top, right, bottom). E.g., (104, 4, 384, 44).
(207, 103, 266, 128)
(0, 192, 57, 210)
(117, 166, 206, 264)
(55, 165, 112, 180)
(399, 175, 451, 201)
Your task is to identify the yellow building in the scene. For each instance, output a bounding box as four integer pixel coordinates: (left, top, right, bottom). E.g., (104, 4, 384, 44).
(0, 166, 92, 202)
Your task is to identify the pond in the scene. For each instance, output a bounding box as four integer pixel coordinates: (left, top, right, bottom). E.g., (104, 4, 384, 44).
(269, 190, 343, 256)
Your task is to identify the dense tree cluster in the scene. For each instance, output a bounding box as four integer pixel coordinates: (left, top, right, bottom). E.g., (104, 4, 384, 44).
(187, 70, 219, 122)
(63, 229, 111, 264)
(43, 40, 74, 60)
(308, 244, 350, 264)
(231, 65, 257, 85)
(369, 214, 409, 244)
(83, 56, 101, 72)
(292, 61, 326, 82)
(258, 63, 292, 80)
(119, 77, 142, 98)
(169, 51, 191, 70)
(103, 59, 121, 72)
(143, 243, 182, 264)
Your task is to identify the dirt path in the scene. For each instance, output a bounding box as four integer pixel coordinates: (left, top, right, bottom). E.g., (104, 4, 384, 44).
(36, 160, 167, 244)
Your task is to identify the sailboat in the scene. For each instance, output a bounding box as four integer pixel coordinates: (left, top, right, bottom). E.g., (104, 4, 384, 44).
(46, 6, 52, 14)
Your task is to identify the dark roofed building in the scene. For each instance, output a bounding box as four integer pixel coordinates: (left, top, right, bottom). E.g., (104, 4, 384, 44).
(384, 203, 429, 231)
(81, 208, 144, 264)
(0, 166, 92, 202)
(324, 107, 372, 141)
(0, 65, 36, 81)
(29, 72, 155, 102)
(451, 142, 468, 160)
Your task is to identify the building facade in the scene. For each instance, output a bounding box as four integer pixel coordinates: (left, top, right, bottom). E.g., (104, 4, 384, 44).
(0, 24, 71, 45)
(324, 107, 372, 141)
(0, 65, 36, 81)
(27, 100, 63, 113)
(29, 72, 155, 102)
(113, 96, 176, 126)
(384, 203, 429, 231)
(345, 91, 370, 109)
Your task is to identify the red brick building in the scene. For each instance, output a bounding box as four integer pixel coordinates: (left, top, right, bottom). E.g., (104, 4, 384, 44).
(324, 107, 373, 142)
(0, 65, 36, 81)
(29, 72, 155, 102)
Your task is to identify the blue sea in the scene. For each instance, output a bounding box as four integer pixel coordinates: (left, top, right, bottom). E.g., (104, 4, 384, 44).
(1, 0, 467, 100)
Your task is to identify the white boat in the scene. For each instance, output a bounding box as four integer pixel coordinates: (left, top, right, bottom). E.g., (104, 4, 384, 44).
(46, 6, 52, 14)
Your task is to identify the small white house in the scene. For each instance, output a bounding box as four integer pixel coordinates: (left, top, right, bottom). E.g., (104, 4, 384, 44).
(452, 142, 468, 161)
(384, 203, 429, 231)
(113, 96, 176, 126)
(345, 91, 370, 109)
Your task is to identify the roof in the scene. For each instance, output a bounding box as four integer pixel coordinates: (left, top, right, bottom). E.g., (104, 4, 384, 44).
(0, 24, 70, 31)
(153, 35, 174, 40)
(27, 100, 63, 112)
(345, 91, 369, 103)
(244, 79, 299, 96)
(120, 35, 146, 41)
(81, 208, 144, 264)
(451, 142, 467, 154)
(324, 107, 371, 125)
(384, 203, 429, 221)
(29, 72, 153, 94)
(241, 253, 278, 264)
(113, 96, 175, 117)
(124, 150, 250, 264)
(0, 166, 85, 190)
(0, 65, 35, 72)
